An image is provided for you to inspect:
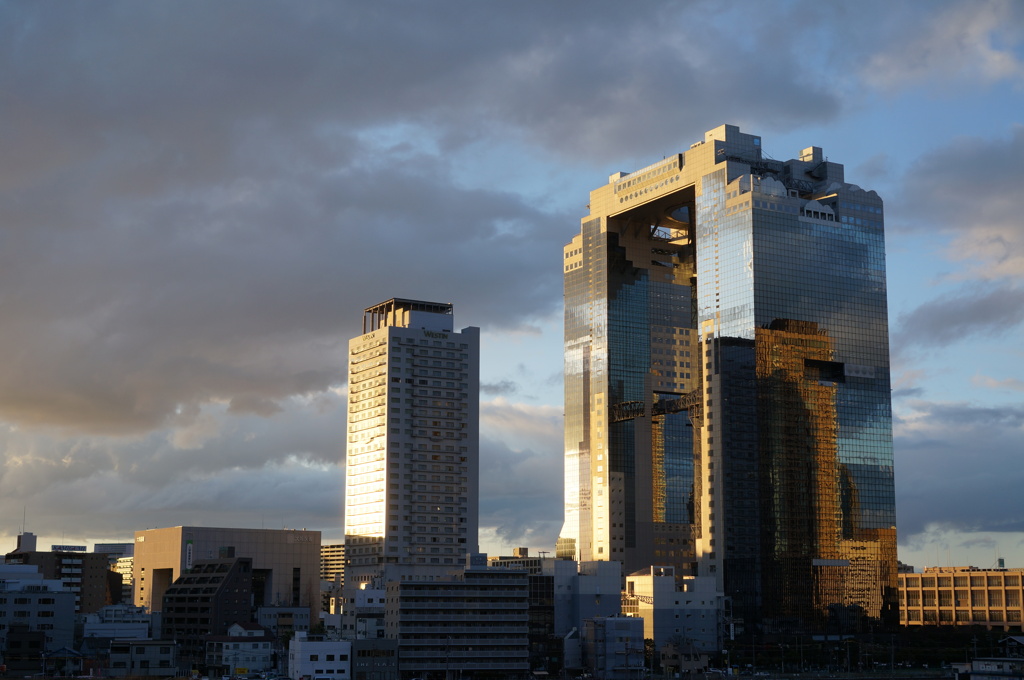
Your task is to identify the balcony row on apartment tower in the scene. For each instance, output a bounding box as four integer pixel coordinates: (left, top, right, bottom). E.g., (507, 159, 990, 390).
(559, 124, 898, 633)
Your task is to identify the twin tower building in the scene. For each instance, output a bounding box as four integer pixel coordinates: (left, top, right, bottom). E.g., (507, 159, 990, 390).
(344, 124, 898, 633)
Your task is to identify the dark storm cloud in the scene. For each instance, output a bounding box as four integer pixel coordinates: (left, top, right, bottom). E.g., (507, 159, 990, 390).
(0, 1, 868, 436)
(895, 400, 1024, 538)
(0, 135, 567, 433)
(893, 285, 1024, 349)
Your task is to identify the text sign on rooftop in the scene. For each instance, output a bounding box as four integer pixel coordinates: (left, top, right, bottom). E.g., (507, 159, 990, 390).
(52, 544, 86, 552)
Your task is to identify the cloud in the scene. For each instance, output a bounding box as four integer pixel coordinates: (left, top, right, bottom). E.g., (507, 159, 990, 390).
(0, 395, 347, 540)
(862, 0, 1024, 91)
(478, 400, 564, 547)
(1, 1, 956, 438)
(481, 380, 519, 397)
(973, 375, 1024, 392)
(895, 399, 1024, 538)
(895, 126, 1024, 278)
(893, 284, 1024, 349)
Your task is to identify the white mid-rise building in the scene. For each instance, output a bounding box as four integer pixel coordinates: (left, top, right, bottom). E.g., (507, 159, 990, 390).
(82, 603, 152, 640)
(344, 299, 480, 587)
(623, 566, 722, 654)
(288, 633, 352, 680)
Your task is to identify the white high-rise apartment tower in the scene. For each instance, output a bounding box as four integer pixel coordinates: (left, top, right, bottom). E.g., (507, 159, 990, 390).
(344, 299, 480, 586)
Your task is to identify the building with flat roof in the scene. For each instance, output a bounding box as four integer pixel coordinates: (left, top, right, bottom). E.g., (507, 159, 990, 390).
(0, 563, 76, 651)
(95, 543, 134, 558)
(4, 549, 121, 613)
(108, 639, 178, 678)
(559, 124, 897, 633)
(899, 566, 1024, 629)
(383, 564, 530, 678)
(288, 633, 352, 680)
(322, 543, 345, 582)
(322, 543, 345, 614)
(581, 615, 646, 680)
(344, 299, 480, 586)
(622, 566, 722, 653)
(132, 526, 320, 620)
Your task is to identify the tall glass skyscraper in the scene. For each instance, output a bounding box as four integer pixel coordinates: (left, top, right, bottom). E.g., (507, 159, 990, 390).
(559, 125, 897, 632)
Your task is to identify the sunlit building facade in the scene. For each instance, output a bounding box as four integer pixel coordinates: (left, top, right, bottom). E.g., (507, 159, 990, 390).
(559, 124, 897, 632)
(900, 566, 1024, 629)
(344, 299, 480, 585)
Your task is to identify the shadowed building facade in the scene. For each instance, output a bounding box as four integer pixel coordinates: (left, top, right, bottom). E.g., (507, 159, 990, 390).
(132, 526, 320, 624)
(558, 124, 897, 633)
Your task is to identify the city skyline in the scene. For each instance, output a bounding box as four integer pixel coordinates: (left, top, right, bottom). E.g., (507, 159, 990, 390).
(1, 2, 1023, 571)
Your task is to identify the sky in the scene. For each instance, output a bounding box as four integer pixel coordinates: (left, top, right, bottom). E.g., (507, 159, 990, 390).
(0, 0, 1022, 572)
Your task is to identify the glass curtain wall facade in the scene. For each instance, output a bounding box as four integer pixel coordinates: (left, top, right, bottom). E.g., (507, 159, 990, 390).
(561, 160, 700, 578)
(560, 125, 897, 633)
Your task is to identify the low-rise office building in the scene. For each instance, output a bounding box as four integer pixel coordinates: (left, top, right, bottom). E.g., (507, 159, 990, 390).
(622, 566, 723, 653)
(206, 622, 275, 676)
(582, 616, 646, 680)
(288, 633, 352, 680)
(108, 639, 178, 678)
(899, 566, 1024, 629)
(0, 564, 76, 651)
(258, 605, 311, 639)
(384, 563, 529, 678)
(4, 549, 121, 613)
(351, 639, 399, 680)
(82, 603, 152, 640)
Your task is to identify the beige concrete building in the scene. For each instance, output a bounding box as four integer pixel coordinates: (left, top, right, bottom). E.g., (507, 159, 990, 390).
(899, 566, 1024, 629)
(321, 543, 345, 582)
(132, 526, 320, 620)
(321, 543, 345, 613)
